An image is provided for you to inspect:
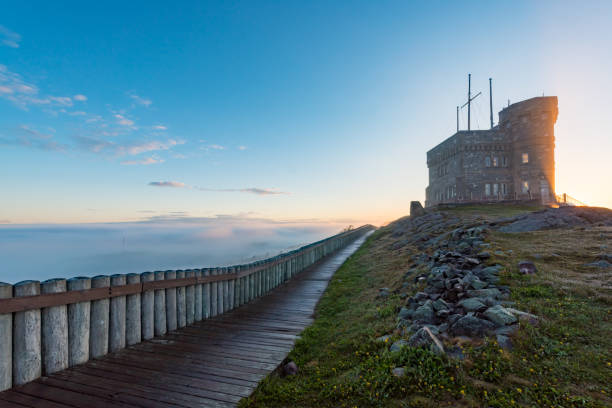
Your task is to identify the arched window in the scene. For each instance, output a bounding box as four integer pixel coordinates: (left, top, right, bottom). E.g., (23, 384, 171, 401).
(493, 157, 499, 167)
(485, 157, 491, 167)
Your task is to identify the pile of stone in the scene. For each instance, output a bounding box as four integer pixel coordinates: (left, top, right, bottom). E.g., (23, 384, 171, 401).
(385, 218, 538, 357)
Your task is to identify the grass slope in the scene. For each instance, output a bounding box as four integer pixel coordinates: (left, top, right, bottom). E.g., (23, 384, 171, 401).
(241, 205, 611, 407)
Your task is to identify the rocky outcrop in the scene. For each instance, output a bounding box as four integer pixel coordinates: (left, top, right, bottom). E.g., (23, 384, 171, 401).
(495, 206, 612, 233)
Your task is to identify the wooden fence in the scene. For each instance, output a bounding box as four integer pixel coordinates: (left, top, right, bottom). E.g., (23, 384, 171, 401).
(0, 225, 374, 391)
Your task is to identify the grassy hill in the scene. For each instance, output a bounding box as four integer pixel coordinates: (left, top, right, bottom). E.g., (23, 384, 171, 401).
(241, 204, 611, 407)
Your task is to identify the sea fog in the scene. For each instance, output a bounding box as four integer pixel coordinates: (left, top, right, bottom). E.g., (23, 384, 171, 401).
(0, 217, 346, 284)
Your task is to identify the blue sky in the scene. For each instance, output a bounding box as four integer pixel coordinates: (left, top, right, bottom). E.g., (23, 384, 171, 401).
(1, 0, 611, 225)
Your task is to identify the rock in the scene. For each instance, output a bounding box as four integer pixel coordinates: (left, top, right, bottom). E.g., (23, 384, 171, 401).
(378, 288, 390, 298)
(518, 260, 537, 274)
(494, 250, 506, 257)
(450, 315, 495, 336)
(282, 361, 298, 376)
(376, 334, 392, 343)
(584, 260, 611, 269)
(446, 345, 466, 360)
(432, 298, 449, 312)
(458, 298, 487, 312)
(410, 201, 425, 218)
(483, 305, 517, 326)
(496, 334, 513, 351)
(407, 327, 445, 355)
(414, 292, 429, 302)
(392, 367, 406, 377)
(469, 279, 487, 290)
(390, 339, 409, 352)
(505, 308, 539, 325)
(412, 302, 435, 323)
(495, 324, 519, 336)
(477, 251, 491, 260)
(467, 288, 502, 299)
(398, 307, 413, 320)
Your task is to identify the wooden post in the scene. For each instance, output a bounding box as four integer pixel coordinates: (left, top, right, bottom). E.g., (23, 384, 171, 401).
(165, 271, 177, 331)
(202, 268, 210, 319)
(90, 275, 110, 359)
(109, 274, 126, 353)
(222, 268, 229, 313)
(228, 268, 235, 311)
(176, 270, 186, 328)
(67, 277, 90, 367)
(126, 273, 141, 346)
(194, 269, 202, 322)
(0, 282, 12, 391)
(233, 267, 240, 309)
(13, 280, 41, 385)
(154, 271, 167, 336)
(217, 268, 224, 315)
(140, 272, 154, 340)
(41, 278, 68, 375)
(210, 268, 218, 317)
(185, 270, 195, 325)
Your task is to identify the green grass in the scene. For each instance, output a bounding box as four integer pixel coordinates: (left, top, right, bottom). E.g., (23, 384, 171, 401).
(241, 208, 612, 407)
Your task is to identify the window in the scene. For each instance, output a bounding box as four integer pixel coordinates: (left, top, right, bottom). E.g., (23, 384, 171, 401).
(485, 183, 491, 196)
(493, 157, 499, 167)
(485, 157, 491, 167)
(493, 183, 499, 195)
(502, 183, 507, 195)
(522, 181, 529, 193)
(522, 153, 529, 164)
(502, 156, 508, 167)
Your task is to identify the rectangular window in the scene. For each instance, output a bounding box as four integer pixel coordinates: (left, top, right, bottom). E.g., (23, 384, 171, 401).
(522, 181, 529, 193)
(493, 157, 499, 167)
(502, 156, 508, 167)
(485, 157, 491, 167)
(522, 153, 529, 164)
(493, 183, 499, 195)
(485, 183, 491, 196)
(502, 183, 507, 195)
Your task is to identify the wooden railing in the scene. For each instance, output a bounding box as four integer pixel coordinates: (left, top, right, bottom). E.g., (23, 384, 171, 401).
(0, 225, 374, 391)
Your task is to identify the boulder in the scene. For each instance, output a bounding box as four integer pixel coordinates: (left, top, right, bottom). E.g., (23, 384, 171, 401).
(412, 301, 435, 323)
(407, 327, 445, 355)
(390, 339, 409, 352)
(392, 367, 406, 377)
(483, 305, 517, 326)
(282, 361, 298, 376)
(398, 307, 413, 320)
(410, 201, 425, 218)
(458, 298, 487, 312)
(518, 261, 537, 274)
(505, 308, 539, 325)
(450, 315, 495, 336)
(496, 334, 513, 351)
(467, 288, 502, 299)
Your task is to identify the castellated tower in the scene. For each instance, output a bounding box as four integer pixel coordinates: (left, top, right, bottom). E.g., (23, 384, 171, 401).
(425, 96, 558, 207)
(498, 96, 558, 204)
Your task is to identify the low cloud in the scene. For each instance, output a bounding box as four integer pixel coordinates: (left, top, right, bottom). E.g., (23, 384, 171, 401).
(0, 25, 21, 48)
(73, 94, 87, 101)
(148, 181, 186, 188)
(121, 157, 164, 165)
(114, 114, 135, 127)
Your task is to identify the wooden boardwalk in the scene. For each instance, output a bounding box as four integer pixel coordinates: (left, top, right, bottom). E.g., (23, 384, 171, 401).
(0, 233, 370, 408)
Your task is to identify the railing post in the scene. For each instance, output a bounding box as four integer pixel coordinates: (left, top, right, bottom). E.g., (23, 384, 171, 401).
(228, 267, 235, 311)
(154, 271, 167, 336)
(194, 269, 202, 322)
(67, 277, 90, 367)
(140, 272, 154, 340)
(202, 268, 210, 318)
(41, 278, 68, 375)
(210, 268, 218, 317)
(222, 267, 229, 313)
(0, 282, 12, 391)
(185, 270, 195, 325)
(13, 280, 41, 385)
(90, 275, 110, 359)
(109, 274, 126, 353)
(126, 273, 141, 346)
(233, 267, 241, 309)
(165, 270, 178, 331)
(176, 270, 187, 328)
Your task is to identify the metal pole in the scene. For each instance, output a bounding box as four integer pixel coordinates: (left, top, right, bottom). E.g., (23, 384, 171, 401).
(489, 78, 494, 129)
(468, 74, 471, 131)
(456, 106, 459, 132)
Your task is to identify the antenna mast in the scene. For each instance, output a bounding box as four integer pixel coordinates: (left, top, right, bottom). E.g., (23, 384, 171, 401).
(456, 106, 459, 132)
(489, 78, 493, 129)
(468, 74, 471, 130)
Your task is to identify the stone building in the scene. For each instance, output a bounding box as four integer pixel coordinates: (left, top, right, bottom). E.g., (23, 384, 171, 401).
(425, 96, 558, 207)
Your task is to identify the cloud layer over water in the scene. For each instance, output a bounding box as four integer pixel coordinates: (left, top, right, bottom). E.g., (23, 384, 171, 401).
(0, 217, 344, 284)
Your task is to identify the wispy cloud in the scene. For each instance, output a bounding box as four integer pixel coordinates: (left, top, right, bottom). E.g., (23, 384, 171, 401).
(237, 145, 247, 151)
(75, 136, 184, 157)
(0, 25, 21, 48)
(147, 181, 287, 195)
(73, 94, 87, 102)
(114, 114, 135, 127)
(0, 125, 67, 152)
(152, 125, 167, 130)
(121, 157, 165, 165)
(148, 181, 186, 188)
(208, 144, 225, 150)
(128, 93, 152, 107)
